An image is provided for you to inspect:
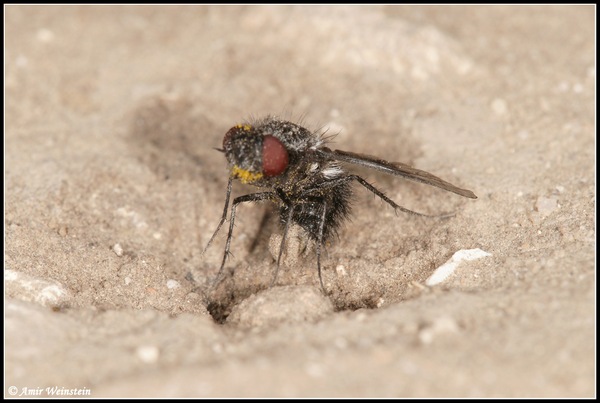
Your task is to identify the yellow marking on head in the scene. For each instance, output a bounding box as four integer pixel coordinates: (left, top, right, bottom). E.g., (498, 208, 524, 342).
(231, 165, 263, 184)
(235, 124, 252, 131)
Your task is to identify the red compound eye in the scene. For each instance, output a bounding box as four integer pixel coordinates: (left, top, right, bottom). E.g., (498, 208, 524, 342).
(262, 135, 289, 177)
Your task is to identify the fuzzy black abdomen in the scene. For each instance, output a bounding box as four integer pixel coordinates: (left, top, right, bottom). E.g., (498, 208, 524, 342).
(279, 180, 352, 242)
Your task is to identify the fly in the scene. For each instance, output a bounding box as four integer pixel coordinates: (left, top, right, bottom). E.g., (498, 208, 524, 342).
(203, 116, 477, 292)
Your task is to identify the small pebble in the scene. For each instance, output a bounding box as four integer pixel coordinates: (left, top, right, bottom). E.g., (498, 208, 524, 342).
(5, 270, 71, 307)
(426, 249, 492, 286)
(112, 243, 123, 257)
(136, 345, 159, 364)
(535, 196, 559, 217)
(166, 279, 181, 289)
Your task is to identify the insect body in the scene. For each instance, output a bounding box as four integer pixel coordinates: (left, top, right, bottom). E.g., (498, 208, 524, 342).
(204, 117, 477, 292)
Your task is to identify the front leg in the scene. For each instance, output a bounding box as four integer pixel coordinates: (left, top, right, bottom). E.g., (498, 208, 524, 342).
(212, 191, 275, 287)
(202, 177, 233, 256)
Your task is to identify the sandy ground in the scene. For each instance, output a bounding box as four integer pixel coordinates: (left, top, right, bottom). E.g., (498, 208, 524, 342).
(4, 5, 595, 398)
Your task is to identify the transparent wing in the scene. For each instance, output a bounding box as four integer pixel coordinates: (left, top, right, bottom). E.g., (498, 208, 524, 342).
(317, 148, 477, 199)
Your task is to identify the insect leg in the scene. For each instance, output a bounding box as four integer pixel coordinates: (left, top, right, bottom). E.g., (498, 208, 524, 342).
(268, 194, 328, 293)
(270, 202, 295, 287)
(349, 175, 447, 218)
(299, 174, 437, 217)
(213, 191, 275, 287)
(316, 147, 477, 199)
(316, 201, 328, 293)
(202, 176, 233, 256)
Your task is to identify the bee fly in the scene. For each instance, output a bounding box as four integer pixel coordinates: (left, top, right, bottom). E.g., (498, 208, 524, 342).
(203, 116, 477, 292)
